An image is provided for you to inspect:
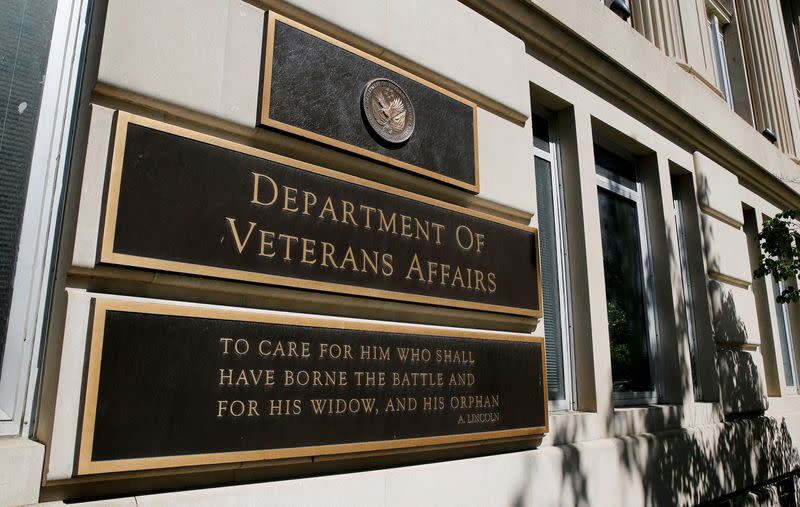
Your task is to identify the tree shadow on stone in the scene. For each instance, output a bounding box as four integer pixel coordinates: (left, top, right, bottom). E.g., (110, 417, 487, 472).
(509, 172, 800, 505)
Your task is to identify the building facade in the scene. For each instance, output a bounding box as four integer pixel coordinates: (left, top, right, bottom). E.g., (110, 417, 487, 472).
(3, 0, 800, 505)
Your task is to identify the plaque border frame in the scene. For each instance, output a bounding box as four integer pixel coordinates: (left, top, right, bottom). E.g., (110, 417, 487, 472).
(260, 12, 481, 194)
(99, 112, 542, 318)
(76, 298, 548, 475)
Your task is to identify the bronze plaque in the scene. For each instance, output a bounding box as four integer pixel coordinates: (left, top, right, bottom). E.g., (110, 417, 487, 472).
(77, 299, 547, 474)
(261, 13, 479, 192)
(362, 78, 416, 144)
(99, 113, 541, 318)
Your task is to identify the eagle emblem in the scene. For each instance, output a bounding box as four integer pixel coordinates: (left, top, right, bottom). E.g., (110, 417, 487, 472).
(371, 92, 407, 133)
(362, 79, 415, 144)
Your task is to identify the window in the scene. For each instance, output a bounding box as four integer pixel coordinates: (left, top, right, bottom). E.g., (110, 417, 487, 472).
(744, 208, 781, 396)
(705, 0, 754, 123)
(671, 177, 701, 397)
(707, 11, 734, 107)
(0, 0, 59, 431)
(773, 277, 798, 392)
(533, 109, 574, 410)
(780, 0, 800, 101)
(0, 0, 86, 435)
(595, 146, 658, 405)
(0, 0, 57, 378)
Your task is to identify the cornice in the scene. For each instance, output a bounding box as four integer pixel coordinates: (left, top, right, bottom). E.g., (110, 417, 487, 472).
(461, 0, 800, 210)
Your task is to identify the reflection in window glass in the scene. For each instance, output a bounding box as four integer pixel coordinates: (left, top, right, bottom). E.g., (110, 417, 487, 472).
(598, 188, 653, 393)
(0, 0, 58, 375)
(594, 146, 637, 192)
(532, 113, 551, 153)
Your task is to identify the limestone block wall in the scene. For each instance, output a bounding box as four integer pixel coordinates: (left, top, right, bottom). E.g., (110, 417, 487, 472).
(36, 0, 545, 501)
(36, 413, 800, 507)
(734, 0, 798, 155)
(19, 0, 800, 505)
(694, 152, 769, 415)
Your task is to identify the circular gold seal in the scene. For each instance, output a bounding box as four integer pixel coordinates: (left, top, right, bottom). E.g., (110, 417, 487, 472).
(362, 78, 415, 144)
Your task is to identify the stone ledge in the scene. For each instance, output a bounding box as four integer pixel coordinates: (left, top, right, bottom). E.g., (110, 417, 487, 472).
(0, 437, 44, 507)
(30, 417, 800, 506)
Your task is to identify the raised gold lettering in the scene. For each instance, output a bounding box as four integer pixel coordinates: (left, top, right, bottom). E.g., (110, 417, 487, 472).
(251, 172, 278, 206)
(283, 186, 299, 212)
(226, 218, 256, 254)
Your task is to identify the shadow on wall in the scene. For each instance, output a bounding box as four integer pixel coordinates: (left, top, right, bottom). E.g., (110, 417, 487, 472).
(508, 174, 798, 505)
(717, 348, 767, 416)
(710, 285, 751, 344)
(526, 412, 799, 506)
(644, 417, 799, 505)
(532, 298, 794, 503)
(709, 285, 768, 415)
(700, 176, 768, 415)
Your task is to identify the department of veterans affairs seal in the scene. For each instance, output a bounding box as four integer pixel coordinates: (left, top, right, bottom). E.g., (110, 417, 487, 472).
(362, 78, 415, 144)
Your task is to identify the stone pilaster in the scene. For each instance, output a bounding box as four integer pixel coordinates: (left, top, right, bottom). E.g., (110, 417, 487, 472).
(631, 0, 687, 61)
(735, 0, 795, 154)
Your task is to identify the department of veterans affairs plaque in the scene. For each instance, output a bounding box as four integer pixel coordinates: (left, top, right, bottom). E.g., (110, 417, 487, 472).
(77, 299, 548, 474)
(98, 112, 542, 318)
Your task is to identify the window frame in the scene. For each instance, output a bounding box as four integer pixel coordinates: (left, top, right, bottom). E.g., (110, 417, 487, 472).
(707, 9, 734, 108)
(773, 277, 799, 394)
(0, 0, 89, 436)
(532, 107, 576, 412)
(672, 187, 702, 399)
(705, 0, 735, 104)
(595, 149, 661, 406)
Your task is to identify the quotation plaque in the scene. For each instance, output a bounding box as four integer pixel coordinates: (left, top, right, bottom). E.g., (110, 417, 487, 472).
(77, 299, 547, 474)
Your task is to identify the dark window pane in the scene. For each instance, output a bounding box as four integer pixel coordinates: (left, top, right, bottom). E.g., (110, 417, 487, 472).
(0, 0, 58, 373)
(535, 156, 565, 401)
(595, 145, 637, 192)
(532, 113, 550, 153)
(598, 188, 653, 393)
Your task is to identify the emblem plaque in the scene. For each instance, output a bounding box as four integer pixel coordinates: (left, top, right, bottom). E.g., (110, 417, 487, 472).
(362, 78, 416, 144)
(262, 14, 479, 192)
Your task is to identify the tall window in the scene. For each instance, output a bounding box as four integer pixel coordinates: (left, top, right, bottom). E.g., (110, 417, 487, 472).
(773, 277, 798, 392)
(595, 146, 658, 404)
(705, 1, 754, 123)
(533, 109, 574, 410)
(780, 0, 800, 102)
(707, 11, 734, 107)
(0, 1, 57, 376)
